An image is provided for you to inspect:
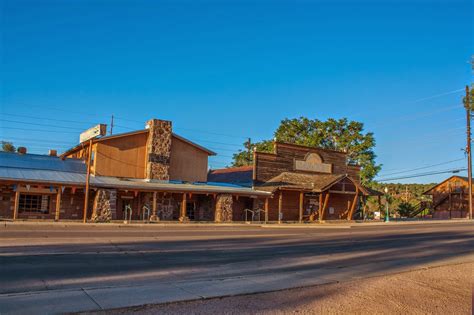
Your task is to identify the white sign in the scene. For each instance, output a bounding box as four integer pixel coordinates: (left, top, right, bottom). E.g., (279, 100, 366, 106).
(80, 124, 107, 143)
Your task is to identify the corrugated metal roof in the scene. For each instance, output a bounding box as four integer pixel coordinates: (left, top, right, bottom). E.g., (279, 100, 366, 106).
(0, 152, 86, 173)
(0, 153, 270, 196)
(208, 166, 253, 187)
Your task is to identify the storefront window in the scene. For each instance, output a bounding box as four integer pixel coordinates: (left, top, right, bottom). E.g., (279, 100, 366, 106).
(19, 194, 50, 214)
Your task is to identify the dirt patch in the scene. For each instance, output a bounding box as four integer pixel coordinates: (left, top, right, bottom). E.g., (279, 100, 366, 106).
(96, 262, 473, 315)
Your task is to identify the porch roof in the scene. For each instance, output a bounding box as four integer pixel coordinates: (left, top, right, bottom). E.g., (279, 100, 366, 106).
(255, 171, 381, 196)
(0, 152, 270, 197)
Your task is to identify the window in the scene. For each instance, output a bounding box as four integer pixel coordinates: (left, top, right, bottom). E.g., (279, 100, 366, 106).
(19, 194, 50, 214)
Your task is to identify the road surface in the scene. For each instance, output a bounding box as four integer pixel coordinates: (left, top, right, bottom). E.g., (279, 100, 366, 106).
(0, 221, 473, 314)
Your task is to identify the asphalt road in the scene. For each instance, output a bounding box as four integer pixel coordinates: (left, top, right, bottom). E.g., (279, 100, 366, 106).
(0, 222, 473, 313)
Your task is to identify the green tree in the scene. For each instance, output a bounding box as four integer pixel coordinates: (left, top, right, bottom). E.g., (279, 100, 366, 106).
(232, 140, 273, 167)
(1, 141, 15, 152)
(398, 201, 416, 218)
(232, 117, 381, 183)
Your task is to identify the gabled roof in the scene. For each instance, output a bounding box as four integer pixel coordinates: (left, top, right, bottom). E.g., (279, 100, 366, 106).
(208, 166, 253, 187)
(255, 172, 345, 192)
(255, 171, 381, 196)
(423, 175, 469, 195)
(60, 130, 216, 157)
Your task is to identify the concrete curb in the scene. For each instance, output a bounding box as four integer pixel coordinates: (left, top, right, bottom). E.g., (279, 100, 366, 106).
(1, 219, 471, 229)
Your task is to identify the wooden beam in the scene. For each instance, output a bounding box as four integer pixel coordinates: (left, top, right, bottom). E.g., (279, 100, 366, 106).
(264, 198, 269, 223)
(318, 193, 323, 222)
(278, 191, 283, 224)
(298, 192, 304, 223)
(347, 187, 359, 220)
(321, 192, 330, 221)
(328, 190, 356, 195)
(13, 187, 20, 220)
(55, 186, 62, 221)
(180, 193, 188, 222)
(152, 191, 158, 220)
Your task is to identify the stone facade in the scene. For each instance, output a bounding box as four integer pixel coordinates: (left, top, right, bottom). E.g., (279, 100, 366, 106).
(157, 194, 177, 220)
(146, 119, 172, 181)
(91, 189, 116, 222)
(214, 194, 233, 222)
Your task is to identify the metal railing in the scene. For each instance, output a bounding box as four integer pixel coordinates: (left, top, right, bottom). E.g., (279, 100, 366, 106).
(123, 204, 132, 224)
(142, 204, 151, 222)
(244, 208, 266, 223)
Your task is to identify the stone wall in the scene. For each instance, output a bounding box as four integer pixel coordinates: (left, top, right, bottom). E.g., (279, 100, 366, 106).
(91, 189, 116, 222)
(215, 194, 233, 222)
(146, 119, 172, 181)
(0, 185, 14, 219)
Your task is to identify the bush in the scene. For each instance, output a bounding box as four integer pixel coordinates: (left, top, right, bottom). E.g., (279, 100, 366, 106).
(398, 202, 416, 217)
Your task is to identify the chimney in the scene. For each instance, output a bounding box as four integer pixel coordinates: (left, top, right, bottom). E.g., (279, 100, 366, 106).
(49, 149, 57, 157)
(17, 147, 27, 154)
(145, 119, 172, 181)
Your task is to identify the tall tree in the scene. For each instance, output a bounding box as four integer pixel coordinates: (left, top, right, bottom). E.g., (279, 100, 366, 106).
(231, 117, 381, 183)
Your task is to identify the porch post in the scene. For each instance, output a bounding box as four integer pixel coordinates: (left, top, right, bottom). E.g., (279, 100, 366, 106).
(179, 193, 188, 222)
(318, 193, 323, 223)
(150, 191, 158, 221)
(13, 186, 20, 220)
(348, 187, 359, 220)
(55, 186, 62, 221)
(278, 190, 283, 224)
(299, 192, 304, 223)
(321, 192, 330, 221)
(264, 198, 269, 223)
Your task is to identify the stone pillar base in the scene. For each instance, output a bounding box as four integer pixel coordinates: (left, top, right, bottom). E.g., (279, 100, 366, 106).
(179, 216, 189, 223)
(149, 215, 160, 222)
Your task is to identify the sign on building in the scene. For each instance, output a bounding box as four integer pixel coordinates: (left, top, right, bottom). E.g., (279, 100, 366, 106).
(294, 153, 332, 174)
(80, 124, 107, 143)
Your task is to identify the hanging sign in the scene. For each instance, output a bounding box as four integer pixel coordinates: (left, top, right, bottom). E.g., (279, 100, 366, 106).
(80, 124, 107, 143)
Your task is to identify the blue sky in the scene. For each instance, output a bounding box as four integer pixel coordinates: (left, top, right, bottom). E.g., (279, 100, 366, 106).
(1, 0, 473, 183)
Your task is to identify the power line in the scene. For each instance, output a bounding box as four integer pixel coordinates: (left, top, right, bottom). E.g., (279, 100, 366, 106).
(377, 168, 467, 182)
(377, 158, 466, 177)
(0, 119, 85, 131)
(1, 112, 97, 125)
(407, 88, 465, 104)
(0, 127, 79, 134)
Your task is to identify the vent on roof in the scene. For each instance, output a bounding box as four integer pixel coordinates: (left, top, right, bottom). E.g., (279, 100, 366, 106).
(49, 150, 57, 157)
(17, 147, 27, 154)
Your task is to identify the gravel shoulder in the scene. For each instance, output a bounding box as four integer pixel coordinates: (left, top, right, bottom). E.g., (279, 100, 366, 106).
(90, 262, 474, 315)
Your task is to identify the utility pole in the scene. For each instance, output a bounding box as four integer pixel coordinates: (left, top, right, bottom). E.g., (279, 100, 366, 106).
(466, 85, 473, 220)
(83, 139, 93, 223)
(110, 115, 114, 135)
(246, 138, 252, 165)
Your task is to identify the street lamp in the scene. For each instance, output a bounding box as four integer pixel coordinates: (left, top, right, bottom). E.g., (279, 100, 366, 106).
(384, 187, 390, 223)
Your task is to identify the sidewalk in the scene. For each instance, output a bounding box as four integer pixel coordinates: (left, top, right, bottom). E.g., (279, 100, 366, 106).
(0, 258, 470, 315)
(1, 218, 471, 229)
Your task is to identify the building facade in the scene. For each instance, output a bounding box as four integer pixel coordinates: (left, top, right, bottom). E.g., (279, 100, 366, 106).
(209, 142, 381, 221)
(423, 175, 471, 219)
(0, 118, 270, 222)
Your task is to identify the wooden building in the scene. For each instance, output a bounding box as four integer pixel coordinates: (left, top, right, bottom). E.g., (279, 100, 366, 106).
(423, 175, 471, 219)
(0, 119, 270, 222)
(209, 142, 381, 221)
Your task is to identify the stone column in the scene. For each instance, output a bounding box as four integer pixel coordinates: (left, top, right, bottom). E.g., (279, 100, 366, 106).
(214, 194, 233, 223)
(91, 189, 116, 222)
(145, 119, 172, 181)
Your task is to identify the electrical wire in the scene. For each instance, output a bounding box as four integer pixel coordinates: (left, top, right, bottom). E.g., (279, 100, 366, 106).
(377, 168, 467, 182)
(377, 158, 466, 177)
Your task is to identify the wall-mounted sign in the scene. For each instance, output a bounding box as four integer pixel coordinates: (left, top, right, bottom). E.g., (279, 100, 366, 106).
(80, 124, 107, 143)
(294, 153, 332, 174)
